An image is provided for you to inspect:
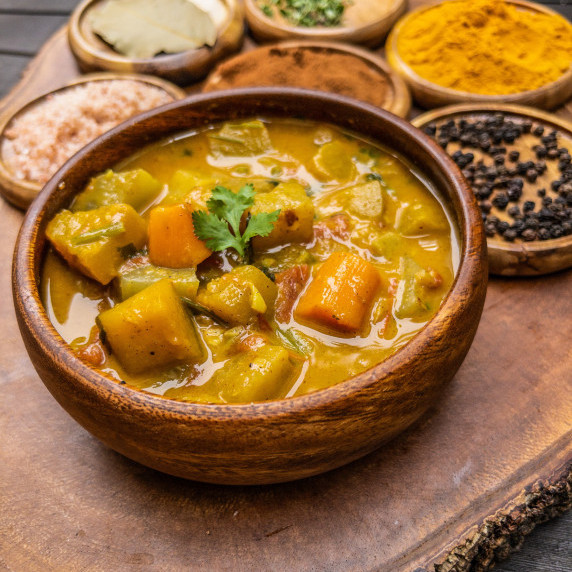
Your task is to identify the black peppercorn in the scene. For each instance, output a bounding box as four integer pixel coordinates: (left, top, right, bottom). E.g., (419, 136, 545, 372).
(503, 229, 517, 241)
(507, 205, 521, 218)
(508, 150, 520, 162)
(492, 192, 509, 209)
(533, 125, 544, 137)
(523, 200, 535, 212)
(521, 229, 537, 241)
(526, 169, 538, 183)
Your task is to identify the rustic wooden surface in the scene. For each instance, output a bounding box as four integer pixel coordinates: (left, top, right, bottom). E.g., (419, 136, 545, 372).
(1, 1, 571, 571)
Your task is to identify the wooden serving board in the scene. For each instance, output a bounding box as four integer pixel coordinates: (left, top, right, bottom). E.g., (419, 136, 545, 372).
(1, 10, 571, 572)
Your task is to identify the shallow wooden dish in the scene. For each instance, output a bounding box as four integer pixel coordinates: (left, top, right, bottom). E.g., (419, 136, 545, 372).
(203, 41, 411, 117)
(13, 88, 487, 485)
(386, 0, 572, 110)
(68, 0, 244, 85)
(0, 73, 186, 211)
(413, 103, 572, 276)
(245, 0, 406, 48)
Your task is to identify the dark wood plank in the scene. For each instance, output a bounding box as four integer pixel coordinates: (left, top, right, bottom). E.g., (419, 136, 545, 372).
(0, 54, 31, 98)
(0, 14, 68, 55)
(0, 0, 77, 13)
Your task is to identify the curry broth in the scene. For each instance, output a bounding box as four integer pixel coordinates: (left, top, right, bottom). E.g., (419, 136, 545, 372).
(42, 118, 459, 403)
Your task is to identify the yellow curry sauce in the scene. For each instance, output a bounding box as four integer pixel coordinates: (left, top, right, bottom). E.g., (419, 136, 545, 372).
(42, 119, 459, 403)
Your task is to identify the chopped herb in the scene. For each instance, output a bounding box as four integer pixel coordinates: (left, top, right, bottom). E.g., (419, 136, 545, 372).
(262, 0, 346, 27)
(366, 172, 384, 182)
(192, 184, 280, 259)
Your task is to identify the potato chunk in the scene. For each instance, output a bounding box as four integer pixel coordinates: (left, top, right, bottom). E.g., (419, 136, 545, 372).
(46, 203, 147, 285)
(250, 181, 314, 250)
(394, 257, 434, 319)
(72, 169, 161, 212)
(97, 279, 204, 374)
(347, 180, 384, 219)
(311, 140, 356, 183)
(208, 120, 272, 157)
(205, 345, 293, 402)
(396, 198, 449, 236)
(197, 265, 278, 325)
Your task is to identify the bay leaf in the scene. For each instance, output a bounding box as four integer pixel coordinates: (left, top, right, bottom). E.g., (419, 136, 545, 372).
(89, 0, 218, 59)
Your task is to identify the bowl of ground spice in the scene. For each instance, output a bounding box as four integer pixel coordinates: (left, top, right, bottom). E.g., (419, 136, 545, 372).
(202, 41, 411, 117)
(414, 104, 572, 276)
(245, 0, 406, 48)
(0, 73, 185, 210)
(386, 0, 572, 110)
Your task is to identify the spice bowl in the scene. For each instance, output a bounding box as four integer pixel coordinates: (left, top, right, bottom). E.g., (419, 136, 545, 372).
(244, 0, 406, 47)
(0, 73, 186, 210)
(68, 0, 244, 85)
(413, 104, 572, 276)
(203, 41, 411, 117)
(386, 0, 572, 110)
(13, 88, 487, 484)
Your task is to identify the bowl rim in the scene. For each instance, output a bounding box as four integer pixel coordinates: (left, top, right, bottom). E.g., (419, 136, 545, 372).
(13, 87, 485, 422)
(385, 0, 572, 102)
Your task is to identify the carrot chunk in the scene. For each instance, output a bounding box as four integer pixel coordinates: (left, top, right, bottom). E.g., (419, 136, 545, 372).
(148, 203, 211, 268)
(295, 252, 380, 333)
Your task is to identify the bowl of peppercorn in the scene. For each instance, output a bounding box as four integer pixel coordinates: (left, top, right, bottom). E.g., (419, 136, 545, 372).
(413, 104, 572, 276)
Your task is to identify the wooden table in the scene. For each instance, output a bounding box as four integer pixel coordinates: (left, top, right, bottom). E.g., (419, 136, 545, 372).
(1, 1, 571, 571)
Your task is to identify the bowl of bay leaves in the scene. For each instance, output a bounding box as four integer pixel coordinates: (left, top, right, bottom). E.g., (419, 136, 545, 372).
(13, 88, 487, 485)
(68, 0, 244, 84)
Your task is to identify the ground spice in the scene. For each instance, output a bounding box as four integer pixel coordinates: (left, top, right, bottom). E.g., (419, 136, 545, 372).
(204, 46, 390, 107)
(396, 0, 572, 95)
(2, 80, 174, 185)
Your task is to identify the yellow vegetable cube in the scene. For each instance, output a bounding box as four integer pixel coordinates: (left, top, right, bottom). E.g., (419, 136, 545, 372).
(311, 140, 356, 183)
(97, 279, 204, 374)
(72, 169, 161, 212)
(197, 265, 278, 325)
(250, 181, 315, 250)
(396, 198, 450, 236)
(347, 180, 384, 219)
(46, 204, 147, 285)
(206, 345, 294, 402)
(208, 120, 272, 157)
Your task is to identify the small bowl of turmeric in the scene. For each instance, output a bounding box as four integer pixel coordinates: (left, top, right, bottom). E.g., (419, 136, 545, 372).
(386, 0, 572, 110)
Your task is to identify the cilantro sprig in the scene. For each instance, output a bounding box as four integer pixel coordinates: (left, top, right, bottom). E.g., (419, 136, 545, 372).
(192, 184, 280, 258)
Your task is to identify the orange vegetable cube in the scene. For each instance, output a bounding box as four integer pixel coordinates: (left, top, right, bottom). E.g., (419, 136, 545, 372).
(295, 252, 380, 334)
(148, 203, 211, 268)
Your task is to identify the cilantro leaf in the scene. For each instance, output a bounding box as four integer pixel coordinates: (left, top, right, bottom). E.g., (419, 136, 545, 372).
(192, 184, 280, 258)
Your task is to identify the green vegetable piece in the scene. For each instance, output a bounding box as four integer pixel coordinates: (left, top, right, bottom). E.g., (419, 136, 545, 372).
(97, 279, 205, 374)
(207, 120, 272, 157)
(46, 204, 147, 285)
(72, 169, 162, 213)
(394, 257, 431, 319)
(117, 265, 199, 301)
(204, 345, 294, 403)
(192, 184, 280, 257)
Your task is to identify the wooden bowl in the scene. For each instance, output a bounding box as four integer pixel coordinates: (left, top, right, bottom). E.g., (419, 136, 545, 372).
(413, 104, 572, 276)
(245, 0, 406, 48)
(0, 73, 186, 211)
(68, 0, 244, 85)
(13, 88, 487, 485)
(203, 41, 411, 117)
(386, 0, 572, 110)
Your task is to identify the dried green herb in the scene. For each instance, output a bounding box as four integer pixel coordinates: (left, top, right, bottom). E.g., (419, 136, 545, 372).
(260, 0, 346, 28)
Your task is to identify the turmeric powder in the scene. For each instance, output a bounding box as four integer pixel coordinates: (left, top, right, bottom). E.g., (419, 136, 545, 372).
(395, 0, 572, 95)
